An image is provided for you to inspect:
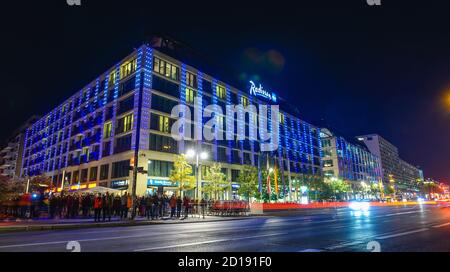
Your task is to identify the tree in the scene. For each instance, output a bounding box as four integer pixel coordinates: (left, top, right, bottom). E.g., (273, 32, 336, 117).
(169, 155, 195, 197)
(236, 165, 258, 201)
(203, 163, 230, 200)
(0, 176, 25, 202)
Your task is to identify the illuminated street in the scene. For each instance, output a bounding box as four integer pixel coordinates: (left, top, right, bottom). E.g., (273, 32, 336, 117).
(1, 205, 449, 252)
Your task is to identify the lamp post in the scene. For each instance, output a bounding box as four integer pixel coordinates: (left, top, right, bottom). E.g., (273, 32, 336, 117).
(186, 148, 208, 200)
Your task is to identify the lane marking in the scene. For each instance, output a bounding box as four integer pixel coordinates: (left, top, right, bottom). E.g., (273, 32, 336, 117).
(432, 222, 450, 228)
(133, 232, 286, 252)
(375, 228, 429, 240)
(299, 249, 323, 252)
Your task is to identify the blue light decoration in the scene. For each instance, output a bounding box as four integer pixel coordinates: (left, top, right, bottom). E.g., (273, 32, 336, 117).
(98, 74, 110, 160)
(109, 65, 120, 156)
(247, 90, 256, 166)
(307, 124, 314, 174)
(132, 47, 143, 151)
(226, 84, 234, 164)
(64, 98, 76, 168)
(290, 118, 299, 173)
(197, 71, 204, 146)
(179, 63, 187, 154)
(93, 79, 100, 109)
(211, 78, 218, 161)
(138, 45, 153, 150)
(21, 127, 30, 177)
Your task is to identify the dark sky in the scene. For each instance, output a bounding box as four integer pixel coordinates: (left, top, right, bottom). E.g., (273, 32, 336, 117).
(1, 0, 449, 181)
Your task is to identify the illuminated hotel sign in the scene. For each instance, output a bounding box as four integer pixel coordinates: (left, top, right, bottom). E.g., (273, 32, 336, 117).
(249, 81, 277, 102)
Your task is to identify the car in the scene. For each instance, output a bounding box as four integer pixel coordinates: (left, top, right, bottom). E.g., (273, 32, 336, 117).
(349, 200, 371, 211)
(436, 199, 450, 207)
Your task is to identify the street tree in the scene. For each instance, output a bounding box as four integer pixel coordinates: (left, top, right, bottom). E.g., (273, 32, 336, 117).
(236, 165, 258, 201)
(169, 154, 195, 197)
(203, 163, 229, 200)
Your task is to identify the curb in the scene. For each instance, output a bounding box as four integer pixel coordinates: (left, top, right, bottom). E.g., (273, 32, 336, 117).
(0, 216, 258, 233)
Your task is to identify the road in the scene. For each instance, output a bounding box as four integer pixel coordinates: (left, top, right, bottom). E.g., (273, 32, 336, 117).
(0, 204, 449, 252)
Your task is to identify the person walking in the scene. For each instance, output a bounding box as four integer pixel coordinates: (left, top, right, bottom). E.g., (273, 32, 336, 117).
(94, 193, 102, 222)
(169, 195, 177, 218)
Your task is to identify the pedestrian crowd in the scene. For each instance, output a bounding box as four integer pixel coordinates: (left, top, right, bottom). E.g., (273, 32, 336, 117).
(0, 192, 225, 221)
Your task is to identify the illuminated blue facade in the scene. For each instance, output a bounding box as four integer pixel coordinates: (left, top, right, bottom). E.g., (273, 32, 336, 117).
(20, 44, 323, 196)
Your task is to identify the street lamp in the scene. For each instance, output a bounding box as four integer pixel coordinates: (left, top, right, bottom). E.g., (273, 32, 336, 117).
(186, 148, 208, 200)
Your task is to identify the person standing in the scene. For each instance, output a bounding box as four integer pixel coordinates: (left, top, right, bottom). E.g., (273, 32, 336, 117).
(120, 192, 127, 220)
(102, 192, 112, 222)
(126, 193, 132, 219)
(183, 196, 189, 219)
(145, 196, 152, 220)
(200, 197, 206, 219)
(94, 194, 102, 222)
(176, 196, 182, 218)
(152, 194, 159, 220)
(169, 195, 177, 218)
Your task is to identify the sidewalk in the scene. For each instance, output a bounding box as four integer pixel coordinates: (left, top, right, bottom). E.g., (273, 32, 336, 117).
(0, 215, 254, 233)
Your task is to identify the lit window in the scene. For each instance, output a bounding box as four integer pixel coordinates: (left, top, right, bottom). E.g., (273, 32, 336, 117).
(216, 85, 226, 99)
(240, 96, 249, 107)
(278, 112, 285, 124)
(153, 57, 179, 81)
(122, 114, 133, 133)
(103, 122, 112, 139)
(186, 88, 196, 103)
(186, 72, 197, 88)
(120, 58, 137, 79)
(158, 115, 170, 133)
(108, 70, 116, 86)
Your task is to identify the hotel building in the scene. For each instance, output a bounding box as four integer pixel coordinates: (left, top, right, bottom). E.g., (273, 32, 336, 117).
(20, 43, 323, 198)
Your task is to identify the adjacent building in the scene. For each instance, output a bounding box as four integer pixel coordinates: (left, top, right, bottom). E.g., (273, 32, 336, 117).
(356, 134, 422, 194)
(320, 128, 382, 197)
(0, 117, 39, 179)
(20, 42, 322, 198)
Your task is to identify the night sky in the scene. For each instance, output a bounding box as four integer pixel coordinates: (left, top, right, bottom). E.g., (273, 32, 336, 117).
(1, 0, 449, 181)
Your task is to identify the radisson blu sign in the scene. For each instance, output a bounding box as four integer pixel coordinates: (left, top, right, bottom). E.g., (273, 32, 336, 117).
(249, 81, 277, 103)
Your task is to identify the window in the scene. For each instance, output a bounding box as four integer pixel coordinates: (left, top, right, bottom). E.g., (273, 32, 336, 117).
(108, 70, 116, 86)
(231, 169, 240, 181)
(153, 57, 179, 81)
(148, 160, 174, 177)
(240, 96, 249, 107)
(115, 134, 132, 154)
(100, 164, 109, 180)
(81, 169, 88, 183)
(185, 88, 196, 103)
(117, 114, 133, 134)
(279, 112, 285, 124)
(103, 122, 112, 139)
(216, 85, 226, 99)
(120, 58, 137, 79)
(186, 72, 197, 88)
(89, 166, 98, 181)
(149, 134, 178, 153)
(73, 170, 79, 184)
(158, 115, 170, 133)
(111, 160, 131, 179)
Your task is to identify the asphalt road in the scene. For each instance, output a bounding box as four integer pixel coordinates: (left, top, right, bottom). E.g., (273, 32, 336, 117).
(0, 204, 449, 252)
